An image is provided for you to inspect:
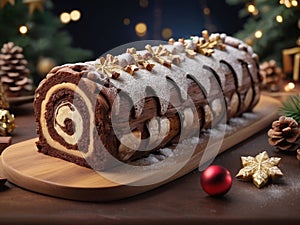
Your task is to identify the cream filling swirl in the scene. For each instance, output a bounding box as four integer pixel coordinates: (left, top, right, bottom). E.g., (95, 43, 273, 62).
(40, 82, 95, 158)
(54, 102, 83, 146)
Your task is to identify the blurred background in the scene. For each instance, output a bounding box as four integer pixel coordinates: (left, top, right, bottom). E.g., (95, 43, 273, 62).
(0, 0, 299, 85)
(50, 0, 246, 56)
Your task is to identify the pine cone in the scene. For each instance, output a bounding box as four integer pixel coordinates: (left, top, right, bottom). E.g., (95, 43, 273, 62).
(268, 116, 300, 151)
(0, 81, 9, 109)
(259, 60, 284, 92)
(0, 42, 34, 97)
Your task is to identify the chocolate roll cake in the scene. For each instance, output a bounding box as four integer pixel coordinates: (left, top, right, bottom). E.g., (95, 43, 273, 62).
(34, 31, 261, 170)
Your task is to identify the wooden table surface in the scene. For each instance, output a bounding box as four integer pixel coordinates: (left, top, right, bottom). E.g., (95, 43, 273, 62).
(1, 98, 300, 225)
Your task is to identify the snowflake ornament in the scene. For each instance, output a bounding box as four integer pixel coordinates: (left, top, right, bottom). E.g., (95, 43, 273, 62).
(236, 151, 283, 188)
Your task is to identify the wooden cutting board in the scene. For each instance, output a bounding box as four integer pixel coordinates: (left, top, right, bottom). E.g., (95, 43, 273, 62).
(1, 95, 281, 202)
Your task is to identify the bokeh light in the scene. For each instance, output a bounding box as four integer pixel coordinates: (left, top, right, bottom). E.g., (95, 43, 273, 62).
(254, 30, 263, 39)
(60, 12, 71, 24)
(276, 15, 283, 23)
(161, 28, 173, 39)
(247, 4, 256, 13)
(70, 10, 81, 21)
(135, 22, 147, 37)
(123, 17, 131, 26)
(139, 0, 148, 8)
(203, 7, 210, 15)
(19, 25, 28, 34)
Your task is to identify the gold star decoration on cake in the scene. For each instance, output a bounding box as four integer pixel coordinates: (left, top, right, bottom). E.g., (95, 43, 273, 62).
(123, 64, 139, 76)
(236, 151, 283, 188)
(145, 44, 180, 68)
(126, 47, 155, 71)
(0, 0, 14, 8)
(23, 0, 44, 15)
(200, 30, 226, 51)
(95, 54, 122, 79)
(170, 30, 226, 58)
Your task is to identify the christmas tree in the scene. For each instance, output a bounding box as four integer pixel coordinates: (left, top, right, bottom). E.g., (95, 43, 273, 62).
(0, 0, 92, 84)
(226, 0, 299, 68)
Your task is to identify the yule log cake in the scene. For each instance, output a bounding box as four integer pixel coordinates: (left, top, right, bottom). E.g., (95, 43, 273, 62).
(34, 31, 261, 170)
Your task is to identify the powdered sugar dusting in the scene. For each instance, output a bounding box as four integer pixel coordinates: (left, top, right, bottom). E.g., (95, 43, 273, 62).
(179, 57, 212, 95)
(132, 111, 260, 167)
(159, 148, 174, 157)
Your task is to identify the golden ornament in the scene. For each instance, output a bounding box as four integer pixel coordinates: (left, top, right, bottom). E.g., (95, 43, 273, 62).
(23, 0, 44, 15)
(37, 57, 56, 76)
(0, 0, 14, 8)
(0, 109, 15, 136)
(236, 151, 283, 188)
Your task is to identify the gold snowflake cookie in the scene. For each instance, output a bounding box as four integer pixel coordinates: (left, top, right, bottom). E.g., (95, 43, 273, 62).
(236, 151, 283, 188)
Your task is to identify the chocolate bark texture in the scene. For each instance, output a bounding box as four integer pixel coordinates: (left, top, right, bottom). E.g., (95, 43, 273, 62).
(34, 33, 261, 170)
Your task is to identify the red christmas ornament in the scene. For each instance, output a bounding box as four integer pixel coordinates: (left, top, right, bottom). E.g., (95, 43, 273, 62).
(200, 165, 232, 196)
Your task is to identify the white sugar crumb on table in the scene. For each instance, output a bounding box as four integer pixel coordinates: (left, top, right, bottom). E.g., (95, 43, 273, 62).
(132, 112, 260, 166)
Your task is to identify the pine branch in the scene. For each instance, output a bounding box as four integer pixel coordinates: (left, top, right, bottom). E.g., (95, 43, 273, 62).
(0, 0, 93, 84)
(225, 0, 300, 65)
(280, 94, 300, 123)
